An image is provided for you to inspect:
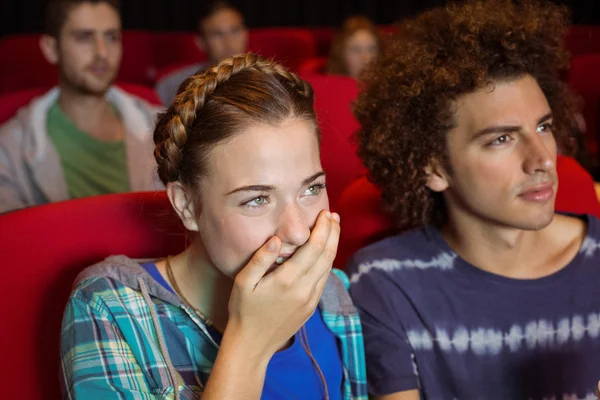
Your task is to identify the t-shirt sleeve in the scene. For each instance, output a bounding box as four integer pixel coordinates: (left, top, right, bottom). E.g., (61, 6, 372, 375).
(349, 263, 420, 396)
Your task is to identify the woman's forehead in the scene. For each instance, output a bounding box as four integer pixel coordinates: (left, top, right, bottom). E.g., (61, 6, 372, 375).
(203, 119, 322, 189)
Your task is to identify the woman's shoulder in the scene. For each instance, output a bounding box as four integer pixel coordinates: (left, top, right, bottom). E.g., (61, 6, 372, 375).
(319, 269, 356, 317)
(68, 255, 180, 312)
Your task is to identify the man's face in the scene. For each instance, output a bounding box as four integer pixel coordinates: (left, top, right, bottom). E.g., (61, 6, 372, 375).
(51, 2, 122, 95)
(199, 8, 248, 63)
(430, 74, 558, 231)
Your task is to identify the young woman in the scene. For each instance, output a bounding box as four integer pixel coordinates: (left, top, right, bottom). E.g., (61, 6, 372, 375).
(326, 16, 382, 79)
(60, 53, 367, 399)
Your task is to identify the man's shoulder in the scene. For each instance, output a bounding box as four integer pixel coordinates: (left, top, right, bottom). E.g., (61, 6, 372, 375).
(350, 226, 437, 263)
(347, 226, 454, 284)
(164, 63, 207, 81)
(577, 214, 600, 258)
(0, 101, 37, 151)
(157, 63, 207, 91)
(0, 116, 24, 146)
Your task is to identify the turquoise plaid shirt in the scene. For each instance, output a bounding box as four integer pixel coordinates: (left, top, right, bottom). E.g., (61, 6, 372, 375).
(60, 256, 367, 399)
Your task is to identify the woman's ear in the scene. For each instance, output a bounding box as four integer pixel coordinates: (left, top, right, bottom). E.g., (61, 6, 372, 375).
(167, 182, 199, 232)
(424, 159, 450, 192)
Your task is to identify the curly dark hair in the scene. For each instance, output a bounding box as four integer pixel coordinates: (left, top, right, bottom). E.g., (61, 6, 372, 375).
(354, 0, 579, 231)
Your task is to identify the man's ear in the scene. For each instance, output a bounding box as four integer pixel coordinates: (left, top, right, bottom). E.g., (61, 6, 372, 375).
(39, 34, 59, 65)
(424, 159, 450, 192)
(167, 182, 199, 232)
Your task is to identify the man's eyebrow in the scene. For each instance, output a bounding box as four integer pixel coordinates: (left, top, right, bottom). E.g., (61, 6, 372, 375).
(471, 112, 554, 140)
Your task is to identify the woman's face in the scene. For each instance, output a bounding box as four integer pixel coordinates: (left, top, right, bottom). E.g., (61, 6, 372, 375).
(194, 118, 328, 278)
(343, 29, 378, 78)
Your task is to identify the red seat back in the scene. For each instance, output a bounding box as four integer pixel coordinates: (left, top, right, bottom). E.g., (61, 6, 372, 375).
(155, 32, 207, 70)
(119, 30, 160, 86)
(0, 34, 57, 94)
(0, 191, 187, 400)
(117, 82, 163, 106)
(298, 57, 328, 75)
(0, 32, 166, 92)
(0, 87, 47, 124)
(249, 28, 316, 71)
(565, 26, 600, 58)
(307, 27, 335, 57)
(335, 155, 600, 270)
(303, 74, 365, 209)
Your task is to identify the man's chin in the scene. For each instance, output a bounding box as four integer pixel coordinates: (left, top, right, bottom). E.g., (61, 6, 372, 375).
(77, 80, 114, 96)
(516, 209, 555, 231)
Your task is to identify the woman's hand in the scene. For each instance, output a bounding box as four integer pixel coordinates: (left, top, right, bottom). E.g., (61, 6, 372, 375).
(202, 210, 340, 400)
(226, 209, 340, 360)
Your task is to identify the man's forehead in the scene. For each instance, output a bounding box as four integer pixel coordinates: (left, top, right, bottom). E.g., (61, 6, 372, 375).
(202, 9, 243, 29)
(454, 76, 550, 127)
(62, 3, 121, 32)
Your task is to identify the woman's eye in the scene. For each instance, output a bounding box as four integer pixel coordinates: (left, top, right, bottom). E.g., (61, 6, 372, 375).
(304, 183, 326, 196)
(244, 196, 269, 207)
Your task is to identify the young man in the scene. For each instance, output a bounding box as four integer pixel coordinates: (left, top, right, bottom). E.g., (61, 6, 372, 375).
(348, 1, 600, 399)
(0, 0, 160, 214)
(155, 0, 248, 105)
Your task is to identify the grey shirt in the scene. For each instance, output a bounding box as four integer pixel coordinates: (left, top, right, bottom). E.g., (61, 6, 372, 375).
(0, 87, 162, 213)
(155, 63, 208, 106)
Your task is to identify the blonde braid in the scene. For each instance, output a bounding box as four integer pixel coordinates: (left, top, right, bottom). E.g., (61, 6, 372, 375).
(154, 53, 313, 184)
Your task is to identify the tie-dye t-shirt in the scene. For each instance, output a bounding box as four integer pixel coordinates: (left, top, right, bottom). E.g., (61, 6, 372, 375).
(348, 214, 600, 400)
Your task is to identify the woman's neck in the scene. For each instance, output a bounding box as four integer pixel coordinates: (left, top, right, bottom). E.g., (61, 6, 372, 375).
(159, 241, 233, 333)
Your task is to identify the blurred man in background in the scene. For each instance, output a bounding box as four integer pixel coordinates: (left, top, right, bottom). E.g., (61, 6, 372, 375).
(0, 0, 160, 213)
(155, 0, 248, 105)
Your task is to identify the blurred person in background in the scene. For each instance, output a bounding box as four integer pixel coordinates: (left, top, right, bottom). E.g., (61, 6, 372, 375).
(0, 0, 160, 214)
(155, 0, 248, 106)
(326, 16, 382, 80)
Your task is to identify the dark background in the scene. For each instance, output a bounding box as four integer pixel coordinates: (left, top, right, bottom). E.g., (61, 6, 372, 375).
(1, 0, 599, 37)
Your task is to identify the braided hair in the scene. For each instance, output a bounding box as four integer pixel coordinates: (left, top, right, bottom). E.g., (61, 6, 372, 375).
(154, 53, 317, 189)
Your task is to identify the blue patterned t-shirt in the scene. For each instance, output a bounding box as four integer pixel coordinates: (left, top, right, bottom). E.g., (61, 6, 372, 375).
(348, 214, 600, 400)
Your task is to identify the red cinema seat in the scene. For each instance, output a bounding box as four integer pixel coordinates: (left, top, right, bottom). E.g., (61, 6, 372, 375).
(0, 191, 187, 400)
(335, 155, 600, 270)
(119, 30, 160, 86)
(555, 154, 600, 216)
(0, 34, 57, 94)
(298, 57, 328, 75)
(0, 87, 47, 124)
(565, 26, 600, 58)
(249, 28, 317, 71)
(155, 31, 207, 70)
(308, 27, 335, 57)
(303, 74, 365, 209)
(117, 82, 163, 106)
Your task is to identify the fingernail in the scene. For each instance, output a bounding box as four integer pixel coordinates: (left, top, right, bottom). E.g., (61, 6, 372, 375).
(332, 213, 340, 223)
(326, 211, 332, 220)
(267, 238, 277, 252)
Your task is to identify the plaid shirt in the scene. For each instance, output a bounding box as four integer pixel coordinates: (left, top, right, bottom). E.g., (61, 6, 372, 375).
(60, 256, 367, 399)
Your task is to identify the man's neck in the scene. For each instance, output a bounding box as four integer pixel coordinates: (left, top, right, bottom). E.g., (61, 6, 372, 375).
(440, 211, 582, 279)
(58, 85, 123, 141)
